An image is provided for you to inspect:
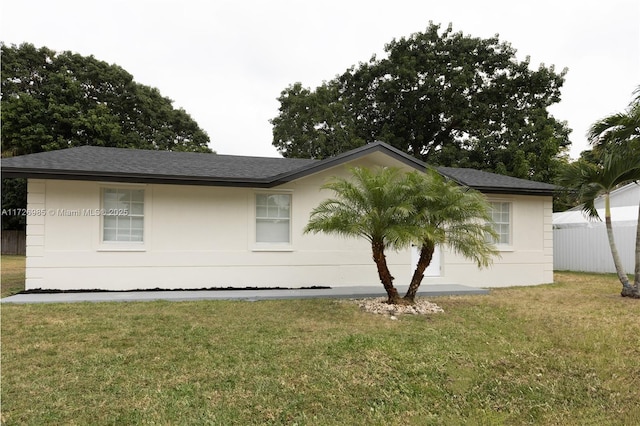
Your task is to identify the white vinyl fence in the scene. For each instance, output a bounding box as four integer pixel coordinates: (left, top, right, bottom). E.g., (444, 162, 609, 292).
(553, 222, 636, 274)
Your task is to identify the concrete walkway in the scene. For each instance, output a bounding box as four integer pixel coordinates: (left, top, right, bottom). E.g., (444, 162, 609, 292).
(1, 284, 487, 304)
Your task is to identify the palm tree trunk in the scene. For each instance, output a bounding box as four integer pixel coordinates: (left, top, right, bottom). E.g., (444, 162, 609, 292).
(604, 194, 635, 297)
(404, 241, 435, 303)
(371, 239, 401, 304)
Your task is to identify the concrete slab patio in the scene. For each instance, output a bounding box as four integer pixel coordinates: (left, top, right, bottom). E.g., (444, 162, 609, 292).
(1, 284, 488, 304)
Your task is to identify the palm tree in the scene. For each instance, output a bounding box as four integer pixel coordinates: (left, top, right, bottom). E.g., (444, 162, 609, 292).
(305, 167, 416, 304)
(585, 88, 640, 298)
(559, 155, 640, 298)
(403, 169, 499, 302)
(305, 166, 499, 304)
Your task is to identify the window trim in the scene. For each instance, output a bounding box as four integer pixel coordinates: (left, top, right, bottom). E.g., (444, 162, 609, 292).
(252, 190, 293, 251)
(98, 185, 147, 251)
(488, 199, 513, 251)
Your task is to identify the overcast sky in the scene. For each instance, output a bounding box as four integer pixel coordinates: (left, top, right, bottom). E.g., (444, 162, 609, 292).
(1, 0, 638, 159)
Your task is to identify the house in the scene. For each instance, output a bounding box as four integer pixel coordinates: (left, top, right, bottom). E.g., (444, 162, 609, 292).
(553, 183, 639, 274)
(1, 142, 555, 291)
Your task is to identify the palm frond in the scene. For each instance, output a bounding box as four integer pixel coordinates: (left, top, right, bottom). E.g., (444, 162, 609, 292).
(306, 166, 417, 246)
(588, 89, 640, 152)
(403, 168, 499, 267)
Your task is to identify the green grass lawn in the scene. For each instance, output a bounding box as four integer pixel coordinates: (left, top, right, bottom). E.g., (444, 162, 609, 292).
(1, 255, 26, 298)
(1, 258, 639, 425)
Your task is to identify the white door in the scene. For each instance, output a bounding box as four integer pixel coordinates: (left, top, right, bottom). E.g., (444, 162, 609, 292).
(411, 244, 441, 277)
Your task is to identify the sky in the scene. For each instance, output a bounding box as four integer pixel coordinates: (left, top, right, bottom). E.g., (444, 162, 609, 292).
(1, 0, 638, 159)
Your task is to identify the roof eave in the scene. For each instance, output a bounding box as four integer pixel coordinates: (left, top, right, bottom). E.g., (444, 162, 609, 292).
(1, 168, 275, 188)
(472, 186, 556, 196)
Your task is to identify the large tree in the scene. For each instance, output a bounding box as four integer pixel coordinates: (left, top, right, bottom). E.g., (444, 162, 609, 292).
(304, 166, 498, 305)
(1, 43, 213, 230)
(272, 23, 570, 182)
(271, 82, 365, 159)
(1, 42, 212, 156)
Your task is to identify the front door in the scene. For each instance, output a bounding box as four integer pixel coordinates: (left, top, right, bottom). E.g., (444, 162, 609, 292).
(411, 244, 441, 277)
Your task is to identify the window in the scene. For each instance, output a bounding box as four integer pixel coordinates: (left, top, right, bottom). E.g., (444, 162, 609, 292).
(256, 193, 291, 244)
(488, 201, 511, 245)
(102, 188, 144, 242)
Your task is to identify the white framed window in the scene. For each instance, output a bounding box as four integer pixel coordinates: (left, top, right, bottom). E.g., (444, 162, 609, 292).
(488, 201, 511, 246)
(255, 193, 291, 244)
(102, 188, 144, 242)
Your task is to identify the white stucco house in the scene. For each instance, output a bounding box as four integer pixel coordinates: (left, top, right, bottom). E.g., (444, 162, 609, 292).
(1, 142, 555, 291)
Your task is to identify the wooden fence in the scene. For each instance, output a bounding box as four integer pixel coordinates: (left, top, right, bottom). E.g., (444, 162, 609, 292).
(1, 230, 26, 255)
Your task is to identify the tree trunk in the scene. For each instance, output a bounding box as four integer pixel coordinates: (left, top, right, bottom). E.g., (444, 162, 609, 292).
(371, 239, 401, 304)
(404, 241, 435, 303)
(604, 194, 637, 297)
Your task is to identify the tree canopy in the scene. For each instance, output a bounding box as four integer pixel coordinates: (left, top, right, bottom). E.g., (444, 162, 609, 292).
(1, 43, 214, 230)
(271, 23, 570, 182)
(1, 43, 212, 156)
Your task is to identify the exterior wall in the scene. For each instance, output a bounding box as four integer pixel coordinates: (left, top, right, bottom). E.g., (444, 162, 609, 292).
(25, 162, 554, 291)
(432, 195, 554, 287)
(25, 181, 46, 289)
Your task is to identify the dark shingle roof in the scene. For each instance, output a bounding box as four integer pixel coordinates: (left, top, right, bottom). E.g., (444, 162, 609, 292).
(1, 142, 556, 195)
(437, 167, 557, 195)
(1, 146, 318, 187)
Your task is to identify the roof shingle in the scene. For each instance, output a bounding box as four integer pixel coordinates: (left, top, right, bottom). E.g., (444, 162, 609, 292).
(1, 142, 556, 195)
(1, 145, 317, 186)
(437, 167, 557, 195)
